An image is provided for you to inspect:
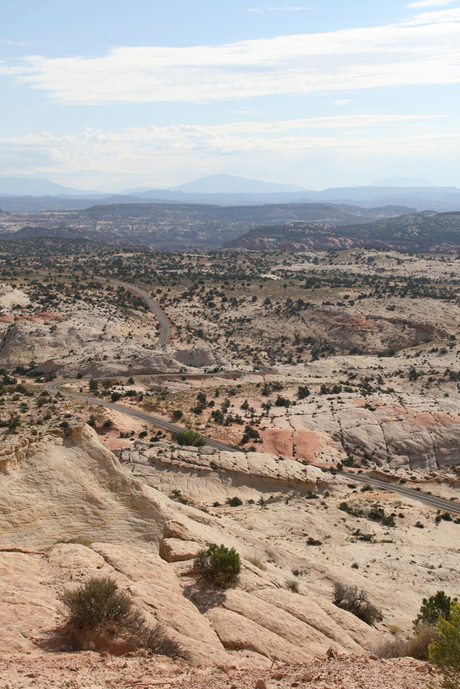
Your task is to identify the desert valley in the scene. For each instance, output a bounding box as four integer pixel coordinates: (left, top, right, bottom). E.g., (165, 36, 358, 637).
(0, 208, 459, 688)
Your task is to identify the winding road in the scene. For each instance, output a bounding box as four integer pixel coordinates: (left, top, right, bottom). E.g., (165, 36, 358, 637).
(46, 280, 459, 514)
(111, 279, 170, 346)
(45, 279, 244, 452)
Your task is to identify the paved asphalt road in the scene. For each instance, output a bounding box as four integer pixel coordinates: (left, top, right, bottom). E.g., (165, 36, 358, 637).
(45, 280, 459, 514)
(111, 279, 170, 346)
(339, 471, 460, 515)
(44, 380, 244, 453)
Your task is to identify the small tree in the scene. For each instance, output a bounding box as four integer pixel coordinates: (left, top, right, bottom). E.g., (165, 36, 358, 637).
(194, 543, 241, 587)
(298, 385, 310, 399)
(429, 601, 460, 689)
(414, 591, 456, 629)
(227, 496, 243, 507)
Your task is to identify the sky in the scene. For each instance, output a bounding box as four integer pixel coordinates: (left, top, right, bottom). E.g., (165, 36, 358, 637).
(1, 0, 459, 192)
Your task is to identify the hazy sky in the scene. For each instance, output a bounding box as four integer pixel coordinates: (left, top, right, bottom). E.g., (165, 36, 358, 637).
(1, 0, 459, 191)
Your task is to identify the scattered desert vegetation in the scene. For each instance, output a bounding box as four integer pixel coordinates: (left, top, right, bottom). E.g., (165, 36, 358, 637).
(0, 236, 459, 685)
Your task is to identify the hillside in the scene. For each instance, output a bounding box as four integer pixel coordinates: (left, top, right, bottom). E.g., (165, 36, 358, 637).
(1, 423, 458, 669)
(230, 211, 460, 252)
(0, 202, 412, 251)
(0, 240, 458, 689)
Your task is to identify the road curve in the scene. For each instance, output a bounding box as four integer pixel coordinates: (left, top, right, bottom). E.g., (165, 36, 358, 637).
(44, 279, 243, 452)
(111, 279, 170, 346)
(45, 281, 459, 514)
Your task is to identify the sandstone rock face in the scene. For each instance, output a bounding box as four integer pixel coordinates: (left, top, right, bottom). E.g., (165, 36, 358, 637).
(0, 425, 173, 549)
(261, 393, 460, 470)
(2, 423, 459, 671)
(0, 551, 60, 655)
(173, 345, 231, 369)
(159, 538, 202, 562)
(121, 442, 332, 503)
(0, 541, 380, 667)
(0, 428, 384, 667)
(0, 300, 196, 377)
(0, 284, 30, 308)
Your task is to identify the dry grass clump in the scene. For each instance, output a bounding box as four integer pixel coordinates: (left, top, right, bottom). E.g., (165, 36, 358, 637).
(375, 624, 436, 661)
(286, 579, 300, 593)
(247, 556, 267, 571)
(62, 577, 185, 659)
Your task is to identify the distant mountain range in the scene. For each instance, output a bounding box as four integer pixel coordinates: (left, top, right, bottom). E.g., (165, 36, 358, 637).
(0, 174, 459, 213)
(0, 177, 103, 198)
(171, 173, 306, 194)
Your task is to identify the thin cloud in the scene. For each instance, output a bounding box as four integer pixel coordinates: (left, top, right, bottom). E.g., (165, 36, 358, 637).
(0, 40, 29, 46)
(2, 9, 460, 104)
(407, 1, 453, 7)
(245, 6, 312, 12)
(0, 116, 456, 188)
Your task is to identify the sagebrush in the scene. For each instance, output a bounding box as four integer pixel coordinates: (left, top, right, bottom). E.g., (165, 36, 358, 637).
(333, 582, 382, 626)
(375, 624, 436, 661)
(62, 576, 185, 658)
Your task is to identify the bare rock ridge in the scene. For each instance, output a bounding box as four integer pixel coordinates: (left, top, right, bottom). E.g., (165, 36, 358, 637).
(229, 210, 460, 252)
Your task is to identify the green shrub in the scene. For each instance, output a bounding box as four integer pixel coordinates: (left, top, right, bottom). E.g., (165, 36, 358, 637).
(194, 543, 241, 587)
(298, 385, 310, 399)
(62, 577, 184, 658)
(429, 601, 460, 689)
(333, 582, 382, 626)
(274, 395, 290, 407)
(175, 429, 207, 447)
(227, 496, 243, 507)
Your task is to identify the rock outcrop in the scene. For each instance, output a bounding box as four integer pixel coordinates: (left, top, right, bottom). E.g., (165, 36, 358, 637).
(0, 424, 385, 667)
(261, 394, 460, 470)
(120, 442, 333, 503)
